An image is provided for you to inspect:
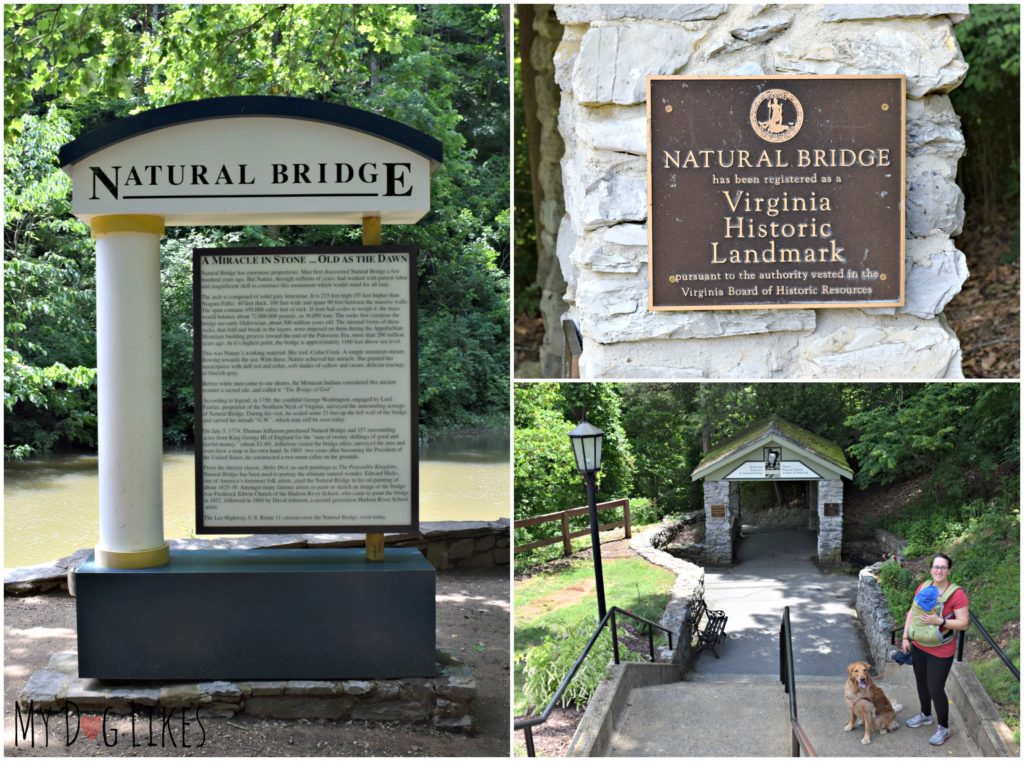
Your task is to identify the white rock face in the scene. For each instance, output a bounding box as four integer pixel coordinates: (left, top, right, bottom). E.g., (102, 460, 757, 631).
(906, 153, 965, 237)
(576, 107, 647, 155)
(730, 11, 794, 43)
(901, 235, 969, 319)
(906, 96, 964, 161)
(794, 311, 963, 378)
(556, 215, 578, 296)
(818, 5, 970, 24)
(542, 3, 969, 379)
(574, 269, 817, 343)
(577, 167, 647, 231)
(773, 21, 967, 97)
(557, 5, 728, 24)
(573, 25, 706, 105)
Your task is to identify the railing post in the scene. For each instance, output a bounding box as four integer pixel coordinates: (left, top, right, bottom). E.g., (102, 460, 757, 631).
(624, 499, 632, 539)
(560, 511, 571, 556)
(779, 616, 787, 691)
(956, 629, 965, 662)
(648, 626, 655, 662)
(524, 726, 535, 757)
(611, 609, 620, 664)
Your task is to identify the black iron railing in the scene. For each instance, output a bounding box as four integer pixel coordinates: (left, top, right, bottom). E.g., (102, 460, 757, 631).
(890, 610, 1019, 681)
(515, 606, 674, 757)
(779, 607, 818, 757)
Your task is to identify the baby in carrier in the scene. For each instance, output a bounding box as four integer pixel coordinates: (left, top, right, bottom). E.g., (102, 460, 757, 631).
(892, 583, 956, 665)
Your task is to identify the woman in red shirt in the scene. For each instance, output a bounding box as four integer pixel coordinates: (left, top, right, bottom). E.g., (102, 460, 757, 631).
(899, 552, 970, 746)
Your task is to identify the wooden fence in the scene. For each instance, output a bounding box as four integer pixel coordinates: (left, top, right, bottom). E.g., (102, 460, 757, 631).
(513, 498, 631, 556)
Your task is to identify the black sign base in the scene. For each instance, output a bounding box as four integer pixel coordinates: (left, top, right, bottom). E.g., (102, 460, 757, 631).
(75, 548, 436, 680)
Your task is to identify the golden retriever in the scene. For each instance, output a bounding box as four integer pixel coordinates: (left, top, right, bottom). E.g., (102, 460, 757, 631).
(843, 661, 902, 744)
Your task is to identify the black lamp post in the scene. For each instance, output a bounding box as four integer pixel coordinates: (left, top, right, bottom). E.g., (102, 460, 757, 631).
(568, 414, 607, 621)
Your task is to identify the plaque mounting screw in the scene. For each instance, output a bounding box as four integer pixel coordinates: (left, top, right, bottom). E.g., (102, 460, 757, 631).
(881, 103, 889, 111)
(665, 105, 673, 113)
(880, 274, 888, 281)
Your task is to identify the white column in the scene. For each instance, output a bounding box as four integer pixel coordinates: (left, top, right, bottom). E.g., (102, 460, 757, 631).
(92, 215, 169, 568)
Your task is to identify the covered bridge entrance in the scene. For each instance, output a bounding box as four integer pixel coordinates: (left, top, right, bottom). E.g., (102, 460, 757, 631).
(691, 417, 853, 564)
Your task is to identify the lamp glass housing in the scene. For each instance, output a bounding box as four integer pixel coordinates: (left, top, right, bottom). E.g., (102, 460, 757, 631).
(568, 420, 604, 473)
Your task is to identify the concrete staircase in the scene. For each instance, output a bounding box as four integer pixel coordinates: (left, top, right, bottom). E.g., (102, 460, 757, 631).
(606, 668, 982, 757)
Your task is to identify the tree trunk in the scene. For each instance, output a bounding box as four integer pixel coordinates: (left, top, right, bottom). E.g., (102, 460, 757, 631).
(500, 4, 511, 80)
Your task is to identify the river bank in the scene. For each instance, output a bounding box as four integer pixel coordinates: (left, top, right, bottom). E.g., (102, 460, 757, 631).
(4, 428, 509, 569)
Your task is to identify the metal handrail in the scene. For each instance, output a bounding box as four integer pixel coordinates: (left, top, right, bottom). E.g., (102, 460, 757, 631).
(779, 607, 818, 757)
(515, 606, 674, 757)
(890, 610, 1019, 681)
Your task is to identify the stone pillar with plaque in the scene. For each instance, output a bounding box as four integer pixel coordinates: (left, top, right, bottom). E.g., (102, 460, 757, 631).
(61, 97, 443, 679)
(648, 75, 905, 312)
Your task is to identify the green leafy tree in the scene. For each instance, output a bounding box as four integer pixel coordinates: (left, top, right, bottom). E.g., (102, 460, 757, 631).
(514, 383, 635, 557)
(4, 4, 509, 455)
(558, 383, 634, 501)
(620, 383, 702, 516)
(847, 384, 983, 486)
(949, 5, 1020, 229)
(4, 111, 98, 458)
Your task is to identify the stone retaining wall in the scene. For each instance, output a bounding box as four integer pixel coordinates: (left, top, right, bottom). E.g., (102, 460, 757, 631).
(740, 505, 807, 528)
(4, 520, 510, 596)
(856, 561, 898, 668)
(629, 521, 705, 668)
(538, 3, 969, 378)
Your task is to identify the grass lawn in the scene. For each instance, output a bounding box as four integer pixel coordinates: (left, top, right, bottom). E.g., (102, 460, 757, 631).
(513, 551, 676, 717)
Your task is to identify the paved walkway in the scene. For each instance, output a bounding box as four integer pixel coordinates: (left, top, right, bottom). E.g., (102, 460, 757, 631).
(606, 527, 980, 756)
(695, 526, 870, 677)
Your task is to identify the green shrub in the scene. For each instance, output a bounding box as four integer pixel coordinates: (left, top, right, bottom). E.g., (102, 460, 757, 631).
(971, 640, 1020, 740)
(521, 624, 643, 711)
(877, 558, 916, 621)
(629, 497, 658, 526)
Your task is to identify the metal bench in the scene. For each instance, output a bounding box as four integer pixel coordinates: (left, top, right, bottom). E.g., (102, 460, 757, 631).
(690, 576, 728, 658)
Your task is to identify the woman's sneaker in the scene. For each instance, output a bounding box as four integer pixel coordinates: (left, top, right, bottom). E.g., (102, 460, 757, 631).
(906, 713, 934, 728)
(928, 726, 951, 746)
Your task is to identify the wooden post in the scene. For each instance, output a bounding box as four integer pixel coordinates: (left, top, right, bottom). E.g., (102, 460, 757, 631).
(561, 513, 572, 557)
(624, 500, 632, 539)
(363, 215, 385, 562)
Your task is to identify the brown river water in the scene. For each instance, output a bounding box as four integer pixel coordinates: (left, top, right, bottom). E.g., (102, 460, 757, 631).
(3, 430, 509, 569)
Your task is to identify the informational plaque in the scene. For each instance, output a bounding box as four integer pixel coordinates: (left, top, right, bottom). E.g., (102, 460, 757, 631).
(648, 76, 905, 310)
(823, 503, 842, 517)
(193, 246, 417, 533)
(710, 504, 727, 519)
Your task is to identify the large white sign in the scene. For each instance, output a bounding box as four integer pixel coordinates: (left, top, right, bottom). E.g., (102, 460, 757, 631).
(60, 97, 440, 226)
(725, 460, 822, 480)
(194, 247, 417, 533)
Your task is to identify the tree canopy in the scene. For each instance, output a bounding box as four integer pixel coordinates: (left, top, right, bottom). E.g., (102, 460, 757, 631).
(4, 4, 510, 458)
(514, 382, 1019, 530)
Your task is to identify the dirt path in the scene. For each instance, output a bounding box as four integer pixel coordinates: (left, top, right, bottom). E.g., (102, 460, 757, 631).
(4, 568, 509, 757)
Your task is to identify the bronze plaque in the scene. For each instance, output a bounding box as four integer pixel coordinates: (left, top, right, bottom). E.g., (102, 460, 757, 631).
(710, 504, 727, 519)
(824, 503, 841, 517)
(648, 76, 905, 310)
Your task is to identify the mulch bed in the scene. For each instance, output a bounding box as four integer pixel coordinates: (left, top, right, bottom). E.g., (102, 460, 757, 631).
(945, 209, 1019, 378)
(515, 706, 585, 758)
